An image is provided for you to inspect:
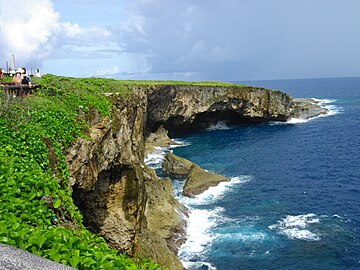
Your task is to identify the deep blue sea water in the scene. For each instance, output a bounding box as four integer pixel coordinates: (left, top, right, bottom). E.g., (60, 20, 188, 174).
(146, 77, 360, 270)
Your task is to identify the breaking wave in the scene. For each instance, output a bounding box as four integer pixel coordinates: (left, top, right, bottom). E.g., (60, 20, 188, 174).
(268, 213, 321, 241)
(206, 121, 231, 131)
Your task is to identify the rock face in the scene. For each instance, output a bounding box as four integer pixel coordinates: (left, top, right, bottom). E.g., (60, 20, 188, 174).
(162, 152, 230, 197)
(145, 85, 294, 135)
(183, 166, 229, 197)
(66, 84, 326, 269)
(144, 125, 179, 155)
(67, 92, 186, 270)
(162, 152, 194, 177)
(292, 98, 328, 119)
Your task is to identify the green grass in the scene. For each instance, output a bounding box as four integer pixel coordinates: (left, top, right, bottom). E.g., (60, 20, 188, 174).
(113, 79, 243, 87)
(0, 74, 159, 269)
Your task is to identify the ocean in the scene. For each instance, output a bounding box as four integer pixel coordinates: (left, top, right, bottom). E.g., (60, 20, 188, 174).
(146, 77, 360, 270)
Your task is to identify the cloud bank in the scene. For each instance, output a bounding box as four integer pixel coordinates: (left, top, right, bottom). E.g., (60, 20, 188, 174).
(0, 0, 113, 71)
(116, 0, 360, 80)
(1, 0, 360, 80)
(0, 0, 59, 68)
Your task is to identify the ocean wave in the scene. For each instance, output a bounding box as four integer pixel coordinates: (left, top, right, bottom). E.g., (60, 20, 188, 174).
(315, 98, 343, 117)
(271, 98, 342, 125)
(179, 208, 222, 255)
(220, 231, 268, 242)
(179, 176, 252, 268)
(179, 207, 223, 269)
(144, 139, 190, 168)
(206, 121, 231, 131)
(312, 98, 337, 104)
(144, 146, 166, 169)
(182, 261, 217, 270)
(179, 176, 252, 206)
(171, 138, 191, 147)
(268, 213, 321, 241)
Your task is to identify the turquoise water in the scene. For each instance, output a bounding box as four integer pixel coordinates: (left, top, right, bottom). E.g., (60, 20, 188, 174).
(147, 77, 360, 270)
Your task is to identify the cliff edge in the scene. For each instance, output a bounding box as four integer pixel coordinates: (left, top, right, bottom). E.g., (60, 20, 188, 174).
(66, 83, 324, 269)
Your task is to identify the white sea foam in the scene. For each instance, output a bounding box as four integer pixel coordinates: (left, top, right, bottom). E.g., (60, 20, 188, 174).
(271, 98, 342, 125)
(182, 261, 217, 270)
(268, 213, 321, 241)
(179, 208, 219, 254)
(206, 121, 231, 131)
(144, 139, 190, 168)
(178, 176, 252, 206)
(179, 176, 252, 268)
(220, 231, 267, 242)
(170, 139, 191, 148)
(179, 208, 222, 269)
(144, 146, 166, 169)
(314, 98, 343, 117)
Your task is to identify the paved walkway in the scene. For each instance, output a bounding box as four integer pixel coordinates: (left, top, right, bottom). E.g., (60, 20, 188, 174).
(0, 244, 75, 270)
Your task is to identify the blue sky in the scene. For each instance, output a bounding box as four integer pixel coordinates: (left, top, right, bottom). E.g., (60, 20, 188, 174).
(1, 0, 359, 81)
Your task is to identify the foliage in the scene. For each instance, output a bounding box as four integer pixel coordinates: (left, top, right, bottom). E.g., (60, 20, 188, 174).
(115, 79, 243, 87)
(0, 75, 160, 269)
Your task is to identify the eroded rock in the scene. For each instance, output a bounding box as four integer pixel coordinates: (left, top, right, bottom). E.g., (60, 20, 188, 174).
(162, 152, 193, 177)
(183, 165, 229, 197)
(67, 92, 186, 269)
(292, 98, 329, 119)
(144, 125, 179, 155)
(162, 152, 229, 197)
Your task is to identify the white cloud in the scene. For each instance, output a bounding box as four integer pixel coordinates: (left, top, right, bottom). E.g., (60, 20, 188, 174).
(0, 0, 59, 67)
(94, 66, 120, 77)
(0, 0, 115, 70)
(60, 22, 111, 40)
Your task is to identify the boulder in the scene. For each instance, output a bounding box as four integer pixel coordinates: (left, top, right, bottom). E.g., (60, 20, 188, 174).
(145, 126, 179, 155)
(162, 152, 229, 197)
(162, 152, 193, 177)
(183, 165, 229, 197)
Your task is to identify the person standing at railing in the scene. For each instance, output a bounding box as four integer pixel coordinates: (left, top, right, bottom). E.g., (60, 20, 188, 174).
(12, 70, 22, 85)
(20, 68, 32, 86)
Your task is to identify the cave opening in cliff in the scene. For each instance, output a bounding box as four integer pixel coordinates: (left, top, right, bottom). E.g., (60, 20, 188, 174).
(71, 164, 138, 235)
(164, 110, 267, 136)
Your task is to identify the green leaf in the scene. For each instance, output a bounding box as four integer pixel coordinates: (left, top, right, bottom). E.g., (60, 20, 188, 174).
(53, 199, 61, 209)
(49, 250, 61, 262)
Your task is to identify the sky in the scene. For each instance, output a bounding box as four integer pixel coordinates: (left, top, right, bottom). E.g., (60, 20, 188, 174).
(0, 0, 360, 81)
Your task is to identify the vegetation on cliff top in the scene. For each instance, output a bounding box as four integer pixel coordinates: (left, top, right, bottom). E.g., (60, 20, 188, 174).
(0, 75, 160, 269)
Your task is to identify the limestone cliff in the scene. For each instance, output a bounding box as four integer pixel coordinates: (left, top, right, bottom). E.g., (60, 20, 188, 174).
(65, 83, 323, 269)
(145, 85, 294, 135)
(66, 91, 186, 270)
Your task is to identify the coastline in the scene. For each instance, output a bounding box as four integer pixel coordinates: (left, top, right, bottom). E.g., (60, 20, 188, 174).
(143, 97, 333, 269)
(1, 75, 337, 270)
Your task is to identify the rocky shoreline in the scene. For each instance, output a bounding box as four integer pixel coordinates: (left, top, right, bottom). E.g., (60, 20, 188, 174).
(66, 84, 329, 269)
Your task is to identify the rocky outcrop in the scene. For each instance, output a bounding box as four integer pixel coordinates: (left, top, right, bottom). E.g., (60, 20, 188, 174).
(145, 85, 294, 135)
(66, 92, 186, 269)
(162, 152, 230, 197)
(292, 98, 328, 119)
(183, 166, 229, 197)
(144, 125, 179, 155)
(162, 152, 194, 177)
(66, 83, 327, 269)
